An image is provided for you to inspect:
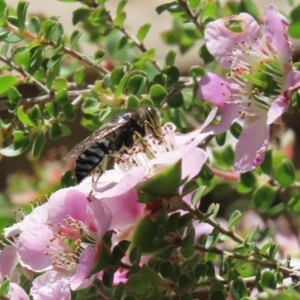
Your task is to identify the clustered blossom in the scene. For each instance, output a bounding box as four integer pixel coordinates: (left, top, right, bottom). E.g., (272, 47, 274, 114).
(197, 4, 300, 172)
(2, 4, 298, 299)
(0, 108, 216, 299)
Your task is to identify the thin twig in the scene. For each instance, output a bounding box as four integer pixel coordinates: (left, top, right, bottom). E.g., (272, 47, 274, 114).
(105, 10, 163, 72)
(0, 55, 50, 94)
(0, 89, 91, 110)
(177, 0, 205, 35)
(194, 243, 293, 277)
(4, 21, 109, 75)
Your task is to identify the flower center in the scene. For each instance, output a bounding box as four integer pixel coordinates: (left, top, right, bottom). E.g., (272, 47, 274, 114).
(115, 123, 177, 175)
(227, 37, 285, 117)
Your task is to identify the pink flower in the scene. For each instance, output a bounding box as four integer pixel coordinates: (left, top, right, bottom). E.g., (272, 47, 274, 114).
(80, 108, 217, 197)
(7, 283, 29, 300)
(16, 188, 113, 297)
(197, 5, 300, 172)
(0, 245, 19, 283)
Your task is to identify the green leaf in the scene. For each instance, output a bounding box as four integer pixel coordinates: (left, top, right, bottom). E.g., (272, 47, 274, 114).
(252, 184, 276, 212)
(160, 261, 176, 280)
(111, 66, 125, 86)
(12, 45, 30, 70)
(162, 65, 180, 85)
(239, 0, 259, 19)
(275, 159, 295, 187)
(137, 160, 182, 197)
(127, 274, 148, 294)
(49, 122, 62, 139)
(27, 16, 40, 34)
(0, 1, 8, 26)
(131, 214, 169, 254)
(189, 66, 205, 77)
(82, 98, 100, 114)
(93, 49, 106, 63)
(0, 131, 30, 156)
(199, 164, 214, 181)
(288, 194, 300, 214)
(42, 19, 56, 40)
(53, 77, 68, 91)
(70, 29, 82, 49)
(167, 92, 184, 108)
(116, 36, 128, 50)
(56, 89, 69, 106)
(228, 210, 242, 231)
(177, 213, 194, 229)
(221, 145, 234, 167)
(0, 74, 19, 95)
(230, 122, 242, 139)
(7, 86, 21, 112)
(17, 1, 29, 30)
(116, 0, 128, 14)
(237, 171, 257, 193)
(199, 44, 214, 64)
(113, 11, 126, 27)
(289, 5, 300, 38)
(137, 23, 151, 42)
(126, 95, 139, 109)
(72, 7, 91, 25)
(17, 106, 35, 126)
(0, 279, 9, 297)
(230, 277, 248, 300)
(188, 0, 201, 9)
(261, 271, 276, 290)
(46, 102, 59, 118)
(74, 67, 85, 84)
(191, 186, 206, 206)
(63, 103, 77, 121)
(127, 74, 147, 97)
(149, 84, 167, 105)
(260, 150, 273, 175)
(215, 132, 226, 146)
(31, 131, 45, 158)
(156, 2, 178, 14)
(178, 274, 192, 295)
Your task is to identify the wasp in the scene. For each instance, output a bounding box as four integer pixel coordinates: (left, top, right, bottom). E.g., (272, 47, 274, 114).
(64, 107, 162, 184)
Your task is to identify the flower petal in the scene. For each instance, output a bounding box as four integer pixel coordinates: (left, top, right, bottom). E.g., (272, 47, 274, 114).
(48, 188, 88, 225)
(8, 283, 29, 300)
(87, 199, 112, 238)
(30, 272, 70, 300)
(4, 204, 48, 237)
(103, 189, 145, 229)
(18, 224, 63, 272)
(0, 245, 19, 283)
(95, 166, 149, 198)
(264, 4, 292, 62)
(204, 13, 260, 68)
(234, 116, 270, 172)
(69, 247, 95, 290)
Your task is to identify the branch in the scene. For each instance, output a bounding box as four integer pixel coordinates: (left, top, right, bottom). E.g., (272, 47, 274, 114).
(177, 0, 205, 35)
(194, 243, 293, 277)
(105, 10, 163, 72)
(0, 89, 92, 110)
(4, 21, 109, 75)
(0, 55, 50, 94)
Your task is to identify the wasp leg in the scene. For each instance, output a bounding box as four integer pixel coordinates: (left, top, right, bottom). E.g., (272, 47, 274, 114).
(133, 131, 156, 159)
(94, 154, 109, 183)
(144, 120, 162, 137)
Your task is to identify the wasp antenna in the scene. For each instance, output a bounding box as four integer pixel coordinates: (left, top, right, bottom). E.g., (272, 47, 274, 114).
(157, 88, 180, 109)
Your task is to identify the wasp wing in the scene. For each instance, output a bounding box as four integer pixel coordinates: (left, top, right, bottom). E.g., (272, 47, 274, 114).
(63, 119, 129, 160)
